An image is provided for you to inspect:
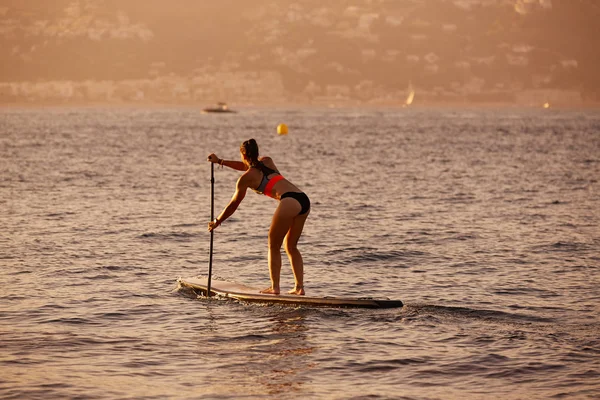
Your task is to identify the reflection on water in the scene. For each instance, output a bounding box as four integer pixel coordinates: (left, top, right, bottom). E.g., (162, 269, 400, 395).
(260, 312, 314, 395)
(194, 305, 315, 397)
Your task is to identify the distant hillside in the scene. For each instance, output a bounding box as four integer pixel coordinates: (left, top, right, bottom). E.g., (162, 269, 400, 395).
(1, 0, 598, 105)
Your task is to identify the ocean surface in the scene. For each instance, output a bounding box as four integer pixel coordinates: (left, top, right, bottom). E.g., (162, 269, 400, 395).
(1, 106, 599, 399)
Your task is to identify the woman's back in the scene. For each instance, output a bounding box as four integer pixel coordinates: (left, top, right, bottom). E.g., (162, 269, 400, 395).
(252, 157, 300, 199)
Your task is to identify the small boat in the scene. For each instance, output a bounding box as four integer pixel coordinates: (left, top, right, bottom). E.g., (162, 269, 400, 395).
(202, 102, 237, 113)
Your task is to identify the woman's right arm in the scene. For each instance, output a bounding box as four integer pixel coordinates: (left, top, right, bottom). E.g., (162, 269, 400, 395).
(208, 174, 249, 231)
(208, 153, 247, 171)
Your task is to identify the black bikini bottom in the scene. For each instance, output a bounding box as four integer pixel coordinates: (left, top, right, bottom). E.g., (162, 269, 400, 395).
(281, 192, 310, 215)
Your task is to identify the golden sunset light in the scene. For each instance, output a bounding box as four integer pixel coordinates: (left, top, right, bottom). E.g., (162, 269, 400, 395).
(2, 2, 600, 399)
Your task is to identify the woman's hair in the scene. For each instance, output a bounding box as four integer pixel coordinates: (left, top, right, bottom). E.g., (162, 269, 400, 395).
(240, 139, 260, 167)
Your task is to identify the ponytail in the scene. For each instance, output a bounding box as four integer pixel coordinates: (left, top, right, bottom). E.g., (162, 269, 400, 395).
(240, 139, 260, 167)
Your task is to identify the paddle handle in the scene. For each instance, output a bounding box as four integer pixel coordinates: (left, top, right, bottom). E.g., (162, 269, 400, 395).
(207, 162, 214, 297)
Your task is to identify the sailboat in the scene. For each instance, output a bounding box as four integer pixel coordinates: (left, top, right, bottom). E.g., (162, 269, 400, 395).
(404, 83, 415, 107)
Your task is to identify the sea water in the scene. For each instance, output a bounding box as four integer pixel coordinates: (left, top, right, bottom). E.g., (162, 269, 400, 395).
(1, 106, 599, 399)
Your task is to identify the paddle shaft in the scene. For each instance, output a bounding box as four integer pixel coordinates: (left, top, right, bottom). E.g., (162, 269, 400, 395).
(207, 162, 214, 297)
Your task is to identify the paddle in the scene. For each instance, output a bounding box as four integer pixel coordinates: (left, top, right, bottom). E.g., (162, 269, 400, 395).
(207, 162, 214, 297)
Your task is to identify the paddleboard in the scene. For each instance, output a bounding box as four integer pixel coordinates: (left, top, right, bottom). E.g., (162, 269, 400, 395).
(178, 277, 403, 309)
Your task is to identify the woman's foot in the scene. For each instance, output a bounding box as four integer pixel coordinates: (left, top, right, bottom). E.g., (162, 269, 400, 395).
(288, 287, 305, 296)
(260, 287, 280, 295)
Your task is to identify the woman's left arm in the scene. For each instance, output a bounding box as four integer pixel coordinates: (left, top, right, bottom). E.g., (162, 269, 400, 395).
(208, 153, 248, 171)
(208, 175, 249, 231)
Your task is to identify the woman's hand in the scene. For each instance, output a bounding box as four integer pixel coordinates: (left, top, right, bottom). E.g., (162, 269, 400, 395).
(207, 153, 221, 164)
(208, 218, 220, 232)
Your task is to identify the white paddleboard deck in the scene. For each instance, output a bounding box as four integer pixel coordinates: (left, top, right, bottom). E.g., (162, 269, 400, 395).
(178, 277, 403, 309)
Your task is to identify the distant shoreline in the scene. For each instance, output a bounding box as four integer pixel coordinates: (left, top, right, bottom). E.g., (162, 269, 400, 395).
(1, 100, 599, 110)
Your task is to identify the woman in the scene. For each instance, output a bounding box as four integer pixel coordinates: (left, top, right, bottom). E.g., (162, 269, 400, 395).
(207, 139, 310, 295)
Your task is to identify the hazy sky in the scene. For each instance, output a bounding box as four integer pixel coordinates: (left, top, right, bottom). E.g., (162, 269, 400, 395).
(1, 0, 598, 104)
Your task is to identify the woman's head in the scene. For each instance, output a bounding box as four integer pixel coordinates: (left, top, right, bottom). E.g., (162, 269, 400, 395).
(240, 139, 259, 166)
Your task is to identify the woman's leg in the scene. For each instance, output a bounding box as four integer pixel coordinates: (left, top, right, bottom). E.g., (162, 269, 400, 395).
(260, 198, 301, 294)
(284, 210, 309, 295)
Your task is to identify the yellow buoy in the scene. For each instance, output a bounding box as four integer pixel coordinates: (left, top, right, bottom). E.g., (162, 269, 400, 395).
(277, 123, 288, 135)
